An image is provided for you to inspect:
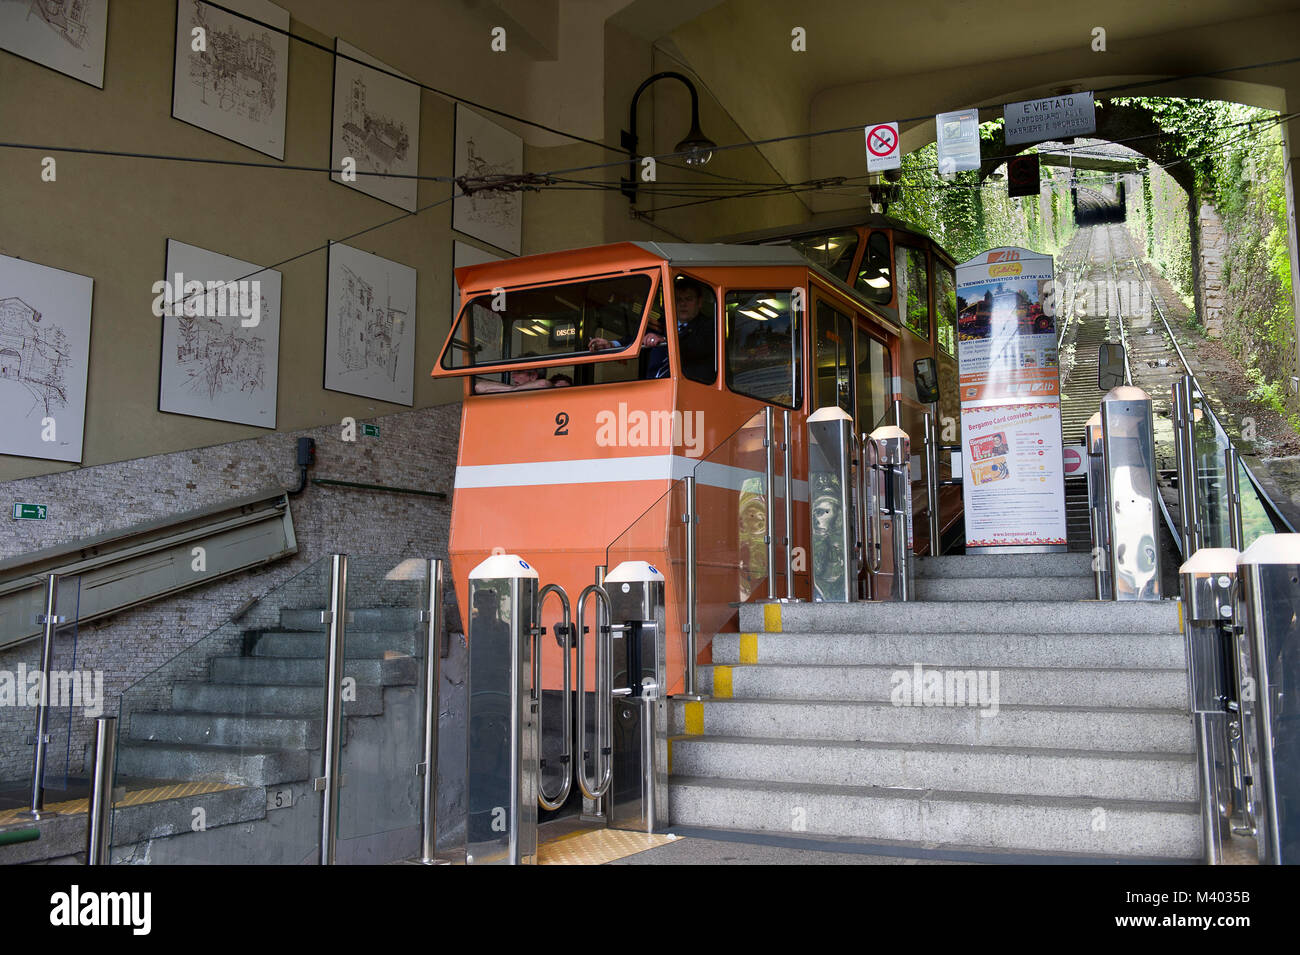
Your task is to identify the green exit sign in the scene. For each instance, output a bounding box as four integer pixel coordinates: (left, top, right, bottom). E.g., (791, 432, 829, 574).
(13, 503, 47, 520)
(362, 424, 380, 437)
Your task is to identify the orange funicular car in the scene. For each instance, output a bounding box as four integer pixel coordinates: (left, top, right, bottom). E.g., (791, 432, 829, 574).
(433, 227, 962, 695)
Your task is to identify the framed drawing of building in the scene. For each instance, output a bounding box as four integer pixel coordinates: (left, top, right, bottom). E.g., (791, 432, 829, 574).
(330, 39, 420, 212)
(324, 242, 417, 406)
(158, 238, 282, 428)
(171, 0, 291, 159)
(0, 253, 94, 462)
(452, 104, 523, 255)
(0, 0, 109, 88)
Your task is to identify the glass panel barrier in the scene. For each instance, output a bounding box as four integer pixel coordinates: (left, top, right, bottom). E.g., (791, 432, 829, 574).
(335, 557, 430, 863)
(110, 557, 332, 864)
(1191, 387, 1231, 549)
(693, 411, 772, 636)
(606, 480, 688, 695)
(37, 574, 89, 802)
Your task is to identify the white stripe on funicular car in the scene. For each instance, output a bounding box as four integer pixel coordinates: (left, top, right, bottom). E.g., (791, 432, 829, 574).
(455, 455, 809, 500)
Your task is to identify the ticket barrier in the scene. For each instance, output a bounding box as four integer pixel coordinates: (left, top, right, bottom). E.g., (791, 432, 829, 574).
(465, 556, 667, 865)
(1099, 386, 1161, 599)
(1180, 548, 1254, 863)
(858, 425, 913, 601)
(1237, 535, 1300, 864)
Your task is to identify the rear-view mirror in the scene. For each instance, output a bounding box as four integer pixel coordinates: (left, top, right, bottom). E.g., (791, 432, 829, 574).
(1098, 343, 1126, 391)
(913, 357, 940, 405)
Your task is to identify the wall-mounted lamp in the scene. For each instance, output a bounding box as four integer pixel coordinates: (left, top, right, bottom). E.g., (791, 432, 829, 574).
(620, 71, 716, 203)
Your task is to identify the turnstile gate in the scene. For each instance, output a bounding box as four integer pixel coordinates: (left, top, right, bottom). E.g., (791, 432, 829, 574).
(465, 556, 667, 865)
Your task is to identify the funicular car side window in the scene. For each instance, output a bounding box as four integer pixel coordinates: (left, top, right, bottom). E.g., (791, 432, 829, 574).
(936, 266, 957, 355)
(673, 274, 718, 385)
(854, 231, 892, 304)
(896, 244, 930, 340)
(724, 289, 802, 408)
(789, 232, 859, 284)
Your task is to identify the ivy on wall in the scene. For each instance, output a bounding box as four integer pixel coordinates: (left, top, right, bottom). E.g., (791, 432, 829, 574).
(891, 121, 1070, 263)
(1114, 97, 1296, 391)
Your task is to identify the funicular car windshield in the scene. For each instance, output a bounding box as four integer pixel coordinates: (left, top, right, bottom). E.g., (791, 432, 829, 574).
(441, 272, 655, 373)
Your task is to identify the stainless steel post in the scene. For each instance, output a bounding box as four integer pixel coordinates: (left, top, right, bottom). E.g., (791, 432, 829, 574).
(1086, 414, 1109, 600)
(1225, 448, 1244, 551)
(783, 409, 795, 600)
(678, 476, 703, 701)
(417, 558, 447, 864)
(85, 716, 117, 865)
(1180, 548, 1239, 865)
(893, 397, 902, 428)
(763, 406, 777, 600)
(1172, 379, 1198, 557)
(23, 573, 60, 820)
(924, 409, 940, 557)
(318, 554, 348, 865)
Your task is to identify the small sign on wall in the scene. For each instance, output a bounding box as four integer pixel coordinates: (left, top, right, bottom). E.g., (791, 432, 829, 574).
(13, 503, 47, 520)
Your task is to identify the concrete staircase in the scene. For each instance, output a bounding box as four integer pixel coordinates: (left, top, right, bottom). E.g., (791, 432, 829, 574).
(669, 553, 1201, 860)
(117, 607, 419, 792)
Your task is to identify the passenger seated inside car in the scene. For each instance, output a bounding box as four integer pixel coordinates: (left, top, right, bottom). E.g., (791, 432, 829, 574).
(472, 355, 572, 393)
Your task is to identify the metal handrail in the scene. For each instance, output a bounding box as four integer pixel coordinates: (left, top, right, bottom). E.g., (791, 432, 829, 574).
(535, 583, 573, 811)
(1131, 248, 1294, 534)
(574, 583, 614, 800)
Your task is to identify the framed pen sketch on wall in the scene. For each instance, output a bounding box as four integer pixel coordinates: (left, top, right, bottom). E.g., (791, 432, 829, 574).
(0, 253, 94, 462)
(324, 242, 417, 405)
(0, 0, 108, 88)
(330, 39, 421, 212)
(171, 0, 291, 158)
(452, 104, 523, 255)
(158, 239, 282, 428)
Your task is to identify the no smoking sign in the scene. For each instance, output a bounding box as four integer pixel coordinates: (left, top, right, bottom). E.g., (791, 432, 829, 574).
(865, 122, 900, 172)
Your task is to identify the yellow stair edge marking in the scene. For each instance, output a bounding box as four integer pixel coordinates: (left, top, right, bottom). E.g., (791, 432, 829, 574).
(0, 780, 238, 828)
(763, 603, 782, 632)
(713, 665, 733, 698)
(739, 633, 759, 664)
(539, 828, 680, 865)
(683, 700, 704, 735)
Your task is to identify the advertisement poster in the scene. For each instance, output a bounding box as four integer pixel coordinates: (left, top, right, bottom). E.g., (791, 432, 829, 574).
(956, 247, 1067, 551)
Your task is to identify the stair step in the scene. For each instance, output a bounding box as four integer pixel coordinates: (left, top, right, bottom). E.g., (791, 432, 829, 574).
(697, 663, 1188, 708)
(171, 682, 384, 716)
(129, 711, 322, 749)
(668, 699, 1194, 753)
(110, 785, 268, 848)
(739, 599, 1180, 635)
(208, 655, 418, 687)
(711, 631, 1186, 669)
(670, 736, 1198, 801)
(250, 630, 422, 658)
(914, 576, 1097, 601)
(278, 607, 420, 632)
(668, 776, 1201, 858)
(115, 741, 312, 788)
(915, 553, 1093, 579)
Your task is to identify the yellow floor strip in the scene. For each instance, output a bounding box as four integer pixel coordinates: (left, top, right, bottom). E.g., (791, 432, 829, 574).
(739, 633, 759, 664)
(0, 780, 238, 827)
(763, 604, 782, 632)
(713, 665, 733, 698)
(539, 827, 678, 864)
(683, 700, 704, 735)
